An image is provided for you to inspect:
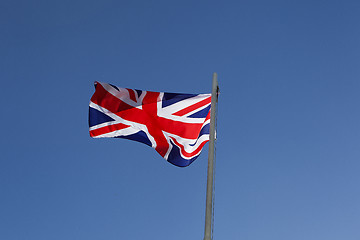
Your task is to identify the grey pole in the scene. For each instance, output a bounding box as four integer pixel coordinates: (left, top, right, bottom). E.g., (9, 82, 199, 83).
(204, 72, 219, 240)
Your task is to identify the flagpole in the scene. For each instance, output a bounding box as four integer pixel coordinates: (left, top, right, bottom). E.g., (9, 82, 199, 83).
(204, 72, 219, 240)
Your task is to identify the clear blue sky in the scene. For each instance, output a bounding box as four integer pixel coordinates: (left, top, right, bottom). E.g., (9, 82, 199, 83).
(1, 0, 360, 239)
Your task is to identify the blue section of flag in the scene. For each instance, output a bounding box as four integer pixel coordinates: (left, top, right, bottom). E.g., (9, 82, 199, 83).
(116, 131, 152, 147)
(162, 92, 197, 108)
(135, 89, 142, 98)
(188, 105, 211, 118)
(89, 107, 115, 127)
(167, 141, 198, 167)
(198, 123, 210, 136)
(109, 84, 120, 91)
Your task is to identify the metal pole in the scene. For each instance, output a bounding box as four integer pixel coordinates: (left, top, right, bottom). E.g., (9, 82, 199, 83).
(204, 72, 219, 240)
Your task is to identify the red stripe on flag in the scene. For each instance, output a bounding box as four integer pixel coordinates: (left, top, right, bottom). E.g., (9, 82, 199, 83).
(127, 89, 137, 102)
(90, 122, 129, 137)
(173, 96, 211, 116)
(171, 137, 209, 158)
(91, 83, 134, 113)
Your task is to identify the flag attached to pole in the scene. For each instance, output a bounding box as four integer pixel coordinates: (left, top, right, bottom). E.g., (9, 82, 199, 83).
(89, 81, 212, 167)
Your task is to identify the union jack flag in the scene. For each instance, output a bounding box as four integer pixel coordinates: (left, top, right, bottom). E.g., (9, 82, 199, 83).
(89, 82, 212, 167)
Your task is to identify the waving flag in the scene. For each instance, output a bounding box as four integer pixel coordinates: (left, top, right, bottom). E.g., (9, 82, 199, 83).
(89, 82, 212, 167)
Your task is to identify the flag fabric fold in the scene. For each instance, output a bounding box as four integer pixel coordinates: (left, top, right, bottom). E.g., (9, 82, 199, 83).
(89, 81, 212, 167)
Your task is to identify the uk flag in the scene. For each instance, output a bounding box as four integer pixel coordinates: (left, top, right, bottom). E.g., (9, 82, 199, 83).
(89, 82, 212, 167)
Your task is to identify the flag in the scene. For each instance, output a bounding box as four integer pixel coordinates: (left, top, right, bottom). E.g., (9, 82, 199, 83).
(89, 81, 212, 167)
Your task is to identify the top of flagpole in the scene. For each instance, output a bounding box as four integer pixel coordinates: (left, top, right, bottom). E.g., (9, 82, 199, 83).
(212, 72, 219, 103)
